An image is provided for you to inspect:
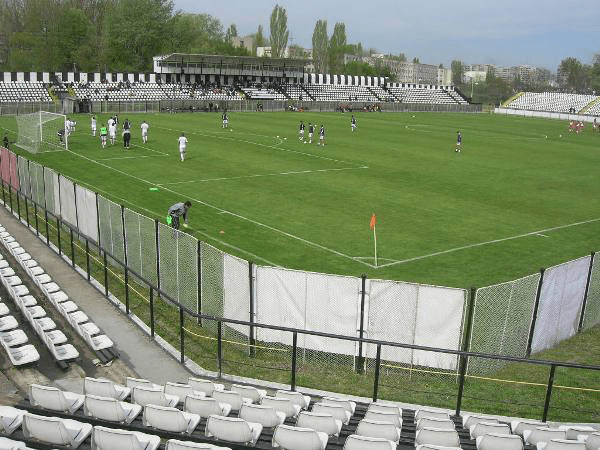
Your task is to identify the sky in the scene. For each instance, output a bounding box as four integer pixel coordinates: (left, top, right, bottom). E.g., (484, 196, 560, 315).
(172, 0, 600, 72)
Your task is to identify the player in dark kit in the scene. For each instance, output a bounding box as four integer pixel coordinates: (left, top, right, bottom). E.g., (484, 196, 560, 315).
(299, 121, 305, 141)
(308, 123, 314, 144)
(351, 115, 357, 132)
(455, 131, 462, 153)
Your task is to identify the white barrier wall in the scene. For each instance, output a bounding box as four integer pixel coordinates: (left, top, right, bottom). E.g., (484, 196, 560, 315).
(531, 256, 591, 353)
(495, 108, 598, 122)
(365, 279, 466, 370)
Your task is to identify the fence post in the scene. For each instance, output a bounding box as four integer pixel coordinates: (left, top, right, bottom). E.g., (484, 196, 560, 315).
(103, 251, 109, 297)
(180, 307, 185, 364)
(34, 203, 39, 236)
(356, 274, 367, 374)
(527, 268, 546, 357)
(197, 240, 202, 326)
(8, 183, 12, 212)
(57, 216, 62, 255)
(24, 193, 29, 227)
(70, 229, 75, 267)
(95, 192, 101, 250)
(121, 205, 129, 314)
(456, 287, 477, 416)
(155, 219, 161, 295)
(372, 344, 382, 402)
(249, 261, 256, 357)
(85, 239, 90, 280)
(542, 364, 556, 422)
(578, 252, 595, 332)
(149, 287, 155, 338)
(44, 210, 49, 245)
(291, 331, 297, 391)
(1, 180, 5, 206)
(217, 321, 223, 377)
(16, 190, 20, 219)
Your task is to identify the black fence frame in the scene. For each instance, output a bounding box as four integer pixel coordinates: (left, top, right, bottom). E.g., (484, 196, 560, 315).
(2, 181, 600, 423)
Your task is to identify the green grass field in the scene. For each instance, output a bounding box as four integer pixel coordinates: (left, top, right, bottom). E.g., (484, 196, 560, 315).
(2, 110, 600, 289)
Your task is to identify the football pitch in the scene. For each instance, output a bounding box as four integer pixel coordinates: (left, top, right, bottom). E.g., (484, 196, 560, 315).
(2, 110, 600, 289)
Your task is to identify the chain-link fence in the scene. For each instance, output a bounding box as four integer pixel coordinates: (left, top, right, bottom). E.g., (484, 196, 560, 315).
(582, 255, 600, 330)
(468, 273, 540, 374)
(157, 222, 197, 312)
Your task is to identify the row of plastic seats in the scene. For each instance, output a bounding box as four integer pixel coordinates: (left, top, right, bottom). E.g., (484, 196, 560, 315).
(0, 294, 40, 365)
(0, 255, 79, 363)
(0, 225, 114, 353)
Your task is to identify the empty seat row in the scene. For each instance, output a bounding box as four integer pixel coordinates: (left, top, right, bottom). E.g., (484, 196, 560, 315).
(0, 225, 114, 354)
(0, 253, 79, 362)
(0, 298, 40, 365)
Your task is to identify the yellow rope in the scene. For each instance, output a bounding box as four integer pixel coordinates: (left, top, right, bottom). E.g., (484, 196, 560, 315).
(380, 363, 600, 393)
(182, 327, 289, 352)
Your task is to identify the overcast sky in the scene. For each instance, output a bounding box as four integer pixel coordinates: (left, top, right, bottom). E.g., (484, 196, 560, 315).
(172, 0, 599, 71)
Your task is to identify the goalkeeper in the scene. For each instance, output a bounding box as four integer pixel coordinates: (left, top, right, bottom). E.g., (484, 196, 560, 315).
(167, 201, 192, 234)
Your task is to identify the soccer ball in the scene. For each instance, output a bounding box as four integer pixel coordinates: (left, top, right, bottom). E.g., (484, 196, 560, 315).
(559, 134, 563, 138)
(284, 137, 287, 140)
(230, 129, 232, 132)
(277, 136, 279, 138)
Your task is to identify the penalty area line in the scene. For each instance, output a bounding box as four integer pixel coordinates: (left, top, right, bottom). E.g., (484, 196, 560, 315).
(377, 217, 600, 269)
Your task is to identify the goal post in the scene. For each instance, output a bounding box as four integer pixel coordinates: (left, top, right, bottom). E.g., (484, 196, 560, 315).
(16, 111, 68, 153)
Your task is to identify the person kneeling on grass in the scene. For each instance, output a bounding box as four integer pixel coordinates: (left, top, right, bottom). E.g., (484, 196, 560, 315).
(167, 201, 192, 237)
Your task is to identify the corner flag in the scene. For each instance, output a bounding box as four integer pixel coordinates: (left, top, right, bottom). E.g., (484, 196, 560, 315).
(370, 213, 378, 267)
(369, 213, 377, 230)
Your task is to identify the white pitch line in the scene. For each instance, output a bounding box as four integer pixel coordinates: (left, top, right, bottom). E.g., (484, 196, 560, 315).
(376, 217, 600, 269)
(96, 155, 169, 161)
(536, 233, 549, 238)
(62, 148, 371, 267)
(158, 166, 369, 185)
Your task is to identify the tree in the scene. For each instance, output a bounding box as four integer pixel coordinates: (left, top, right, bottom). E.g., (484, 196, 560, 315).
(311, 19, 328, 73)
(269, 4, 288, 58)
(56, 8, 94, 71)
(591, 54, 600, 94)
(225, 24, 237, 42)
(102, 0, 174, 71)
(558, 57, 593, 92)
(451, 60, 464, 85)
(328, 22, 346, 73)
(412, 57, 420, 64)
(169, 13, 224, 54)
(254, 24, 266, 54)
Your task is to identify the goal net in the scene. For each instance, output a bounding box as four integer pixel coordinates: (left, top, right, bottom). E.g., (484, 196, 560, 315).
(16, 111, 68, 153)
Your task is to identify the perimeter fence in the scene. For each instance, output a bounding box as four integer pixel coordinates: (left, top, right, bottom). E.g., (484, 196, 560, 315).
(0, 100, 482, 115)
(1, 147, 599, 422)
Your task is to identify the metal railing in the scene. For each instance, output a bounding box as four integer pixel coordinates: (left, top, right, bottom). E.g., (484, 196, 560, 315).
(1, 181, 599, 423)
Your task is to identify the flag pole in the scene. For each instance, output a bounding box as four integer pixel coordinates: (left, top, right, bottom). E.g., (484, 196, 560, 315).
(373, 224, 378, 268)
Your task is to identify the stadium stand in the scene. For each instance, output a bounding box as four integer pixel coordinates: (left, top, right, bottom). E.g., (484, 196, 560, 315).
(0, 82, 53, 103)
(504, 92, 597, 113)
(0, 74, 471, 106)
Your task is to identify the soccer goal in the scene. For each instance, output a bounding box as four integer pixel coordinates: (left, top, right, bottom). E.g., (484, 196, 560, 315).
(16, 111, 68, 153)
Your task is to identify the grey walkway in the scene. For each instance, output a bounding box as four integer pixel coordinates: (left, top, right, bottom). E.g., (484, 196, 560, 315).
(0, 204, 193, 386)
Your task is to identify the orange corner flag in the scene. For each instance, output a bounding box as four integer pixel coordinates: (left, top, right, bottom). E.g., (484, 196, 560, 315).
(369, 213, 377, 230)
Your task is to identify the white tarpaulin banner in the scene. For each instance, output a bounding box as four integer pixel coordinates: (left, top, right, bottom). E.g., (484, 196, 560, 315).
(255, 267, 360, 354)
(59, 175, 76, 227)
(256, 266, 306, 347)
(531, 256, 590, 353)
(412, 285, 465, 370)
(303, 271, 360, 355)
(366, 280, 465, 370)
(224, 253, 250, 336)
(75, 185, 98, 242)
(365, 280, 417, 365)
